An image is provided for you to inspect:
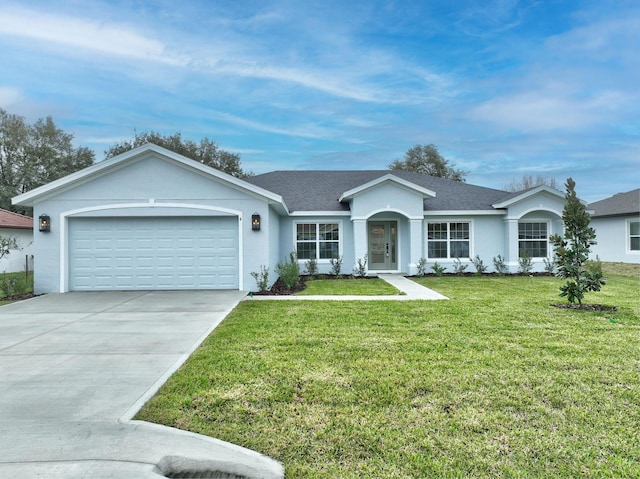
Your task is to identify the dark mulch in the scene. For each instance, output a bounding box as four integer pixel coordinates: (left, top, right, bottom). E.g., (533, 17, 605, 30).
(252, 277, 307, 296)
(551, 303, 618, 312)
(1, 292, 38, 302)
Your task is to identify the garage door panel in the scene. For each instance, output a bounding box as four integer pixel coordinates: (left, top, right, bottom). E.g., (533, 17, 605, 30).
(69, 217, 238, 290)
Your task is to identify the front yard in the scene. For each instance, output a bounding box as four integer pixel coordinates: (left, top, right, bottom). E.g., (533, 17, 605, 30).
(137, 272, 640, 478)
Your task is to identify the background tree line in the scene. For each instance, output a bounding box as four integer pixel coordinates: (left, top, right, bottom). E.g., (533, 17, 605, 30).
(0, 108, 558, 215)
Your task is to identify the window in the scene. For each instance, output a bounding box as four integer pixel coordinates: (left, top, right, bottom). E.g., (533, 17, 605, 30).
(630, 221, 640, 251)
(296, 223, 340, 260)
(518, 222, 548, 257)
(427, 222, 470, 259)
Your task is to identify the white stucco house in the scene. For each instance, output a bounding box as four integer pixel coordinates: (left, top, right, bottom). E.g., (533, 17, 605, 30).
(12, 143, 567, 294)
(589, 189, 640, 264)
(0, 208, 34, 273)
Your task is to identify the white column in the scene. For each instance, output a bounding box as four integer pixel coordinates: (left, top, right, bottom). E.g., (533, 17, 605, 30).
(505, 218, 519, 273)
(352, 219, 368, 272)
(409, 218, 424, 275)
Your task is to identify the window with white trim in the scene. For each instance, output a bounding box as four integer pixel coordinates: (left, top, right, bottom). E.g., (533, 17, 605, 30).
(296, 223, 340, 260)
(518, 222, 548, 257)
(427, 222, 470, 259)
(630, 221, 640, 251)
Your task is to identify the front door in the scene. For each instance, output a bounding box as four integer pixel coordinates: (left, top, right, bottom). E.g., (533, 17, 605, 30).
(368, 221, 398, 270)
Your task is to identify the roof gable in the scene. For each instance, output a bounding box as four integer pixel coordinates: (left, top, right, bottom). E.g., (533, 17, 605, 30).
(0, 208, 33, 229)
(12, 143, 287, 211)
(492, 185, 565, 208)
(338, 174, 436, 202)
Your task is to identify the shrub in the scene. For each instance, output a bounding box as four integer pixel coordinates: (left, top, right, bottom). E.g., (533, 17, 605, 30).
(471, 255, 487, 275)
(493, 255, 508, 276)
(250, 265, 270, 292)
(518, 251, 533, 274)
(416, 257, 428, 277)
(543, 257, 557, 274)
(305, 258, 318, 278)
(0, 272, 32, 298)
(453, 258, 468, 275)
(276, 252, 301, 290)
(430, 261, 446, 276)
(329, 256, 343, 276)
(353, 255, 368, 277)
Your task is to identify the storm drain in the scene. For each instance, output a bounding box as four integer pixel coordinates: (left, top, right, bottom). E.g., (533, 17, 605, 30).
(156, 456, 249, 479)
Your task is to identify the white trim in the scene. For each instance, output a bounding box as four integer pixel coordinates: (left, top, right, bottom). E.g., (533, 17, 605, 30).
(424, 210, 504, 216)
(293, 220, 343, 262)
(60, 202, 244, 293)
(492, 185, 565, 208)
(627, 219, 640, 254)
(12, 143, 288, 213)
(339, 174, 436, 202)
(425, 219, 474, 260)
(352, 207, 423, 221)
(517, 219, 551, 260)
(289, 210, 351, 216)
(505, 207, 563, 221)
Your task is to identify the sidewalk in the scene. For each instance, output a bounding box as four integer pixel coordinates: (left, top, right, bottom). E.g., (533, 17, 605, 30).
(246, 274, 448, 301)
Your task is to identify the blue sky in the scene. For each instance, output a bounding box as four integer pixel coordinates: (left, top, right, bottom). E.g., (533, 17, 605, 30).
(1, 0, 638, 202)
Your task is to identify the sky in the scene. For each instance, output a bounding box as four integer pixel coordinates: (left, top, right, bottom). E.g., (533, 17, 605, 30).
(1, 0, 638, 202)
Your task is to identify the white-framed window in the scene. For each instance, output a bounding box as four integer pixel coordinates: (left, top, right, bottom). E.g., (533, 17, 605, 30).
(427, 222, 470, 259)
(629, 220, 640, 252)
(295, 222, 340, 260)
(518, 221, 548, 258)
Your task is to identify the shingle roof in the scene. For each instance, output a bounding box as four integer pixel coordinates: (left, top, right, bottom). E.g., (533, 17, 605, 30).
(0, 209, 33, 229)
(245, 170, 512, 212)
(589, 188, 640, 218)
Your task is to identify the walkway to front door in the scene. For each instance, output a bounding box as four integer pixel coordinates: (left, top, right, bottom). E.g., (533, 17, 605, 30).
(368, 221, 397, 271)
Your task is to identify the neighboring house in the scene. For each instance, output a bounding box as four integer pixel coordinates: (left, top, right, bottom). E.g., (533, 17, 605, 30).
(589, 189, 640, 264)
(0, 208, 34, 273)
(12, 144, 567, 294)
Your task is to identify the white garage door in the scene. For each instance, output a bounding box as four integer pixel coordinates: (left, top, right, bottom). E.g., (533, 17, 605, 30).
(69, 217, 238, 290)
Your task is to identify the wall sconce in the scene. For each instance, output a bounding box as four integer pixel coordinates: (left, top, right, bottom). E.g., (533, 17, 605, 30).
(39, 214, 51, 232)
(251, 213, 261, 231)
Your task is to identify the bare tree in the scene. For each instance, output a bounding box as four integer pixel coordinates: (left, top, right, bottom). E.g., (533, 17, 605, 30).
(504, 175, 559, 192)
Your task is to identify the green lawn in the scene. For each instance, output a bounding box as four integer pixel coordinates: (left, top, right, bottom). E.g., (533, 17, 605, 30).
(297, 277, 401, 295)
(137, 273, 640, 478)
(0, 271, 33, 305)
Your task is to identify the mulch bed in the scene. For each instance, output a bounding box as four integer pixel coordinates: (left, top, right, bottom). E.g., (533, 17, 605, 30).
(1, 292, 38, 302)
(551, 303, 618, 312)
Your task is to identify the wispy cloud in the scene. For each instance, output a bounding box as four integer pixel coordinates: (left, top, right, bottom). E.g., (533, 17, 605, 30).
(0, 7, 185, 65)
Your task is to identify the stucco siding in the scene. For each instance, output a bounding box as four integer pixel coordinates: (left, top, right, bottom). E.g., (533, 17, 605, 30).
(591, 216, 640, 263)
(350, 182, 424, 219)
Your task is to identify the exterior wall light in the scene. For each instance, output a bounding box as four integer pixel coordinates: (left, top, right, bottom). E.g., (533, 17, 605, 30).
(39, 214, 51, 232)
(252, 214, 261, 231)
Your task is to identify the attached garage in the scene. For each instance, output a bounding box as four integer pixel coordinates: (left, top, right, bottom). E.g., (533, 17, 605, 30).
(68, 216, 239, 291)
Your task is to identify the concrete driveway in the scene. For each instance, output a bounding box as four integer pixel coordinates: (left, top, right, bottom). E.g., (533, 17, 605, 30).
(0, 291, 283, 478)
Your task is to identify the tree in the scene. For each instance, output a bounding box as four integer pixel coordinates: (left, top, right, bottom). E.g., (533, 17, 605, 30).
(388, 144, 466, 182)
(0, 235, 19, 261)
(549, 178, 605, 305)
(0, 109, 95, 214)
(504, 175, 559, 192)
(105, 131, 252, 178)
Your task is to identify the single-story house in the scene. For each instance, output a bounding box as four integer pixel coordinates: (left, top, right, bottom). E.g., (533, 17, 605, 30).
(589, 188, 640, 264)
(12, 143, 567, 294)
(0, 208, 34, 273)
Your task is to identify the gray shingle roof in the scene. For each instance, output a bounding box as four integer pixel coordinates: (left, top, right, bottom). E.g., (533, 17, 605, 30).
(589, 188, 640, 217)
(245, 170, 513, 213)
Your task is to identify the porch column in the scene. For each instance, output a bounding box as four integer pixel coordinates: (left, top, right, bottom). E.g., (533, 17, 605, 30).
(504, 218, 519, 273)
(409, 218, 424, 275)
(352, 219, 368, 272)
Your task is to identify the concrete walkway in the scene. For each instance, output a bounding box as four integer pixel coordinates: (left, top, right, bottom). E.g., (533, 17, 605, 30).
(0, 291, 283, 479)
(246, 274, 448, 301)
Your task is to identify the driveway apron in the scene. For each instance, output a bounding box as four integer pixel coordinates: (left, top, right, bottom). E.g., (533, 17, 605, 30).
(0, 291, 284, 479)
